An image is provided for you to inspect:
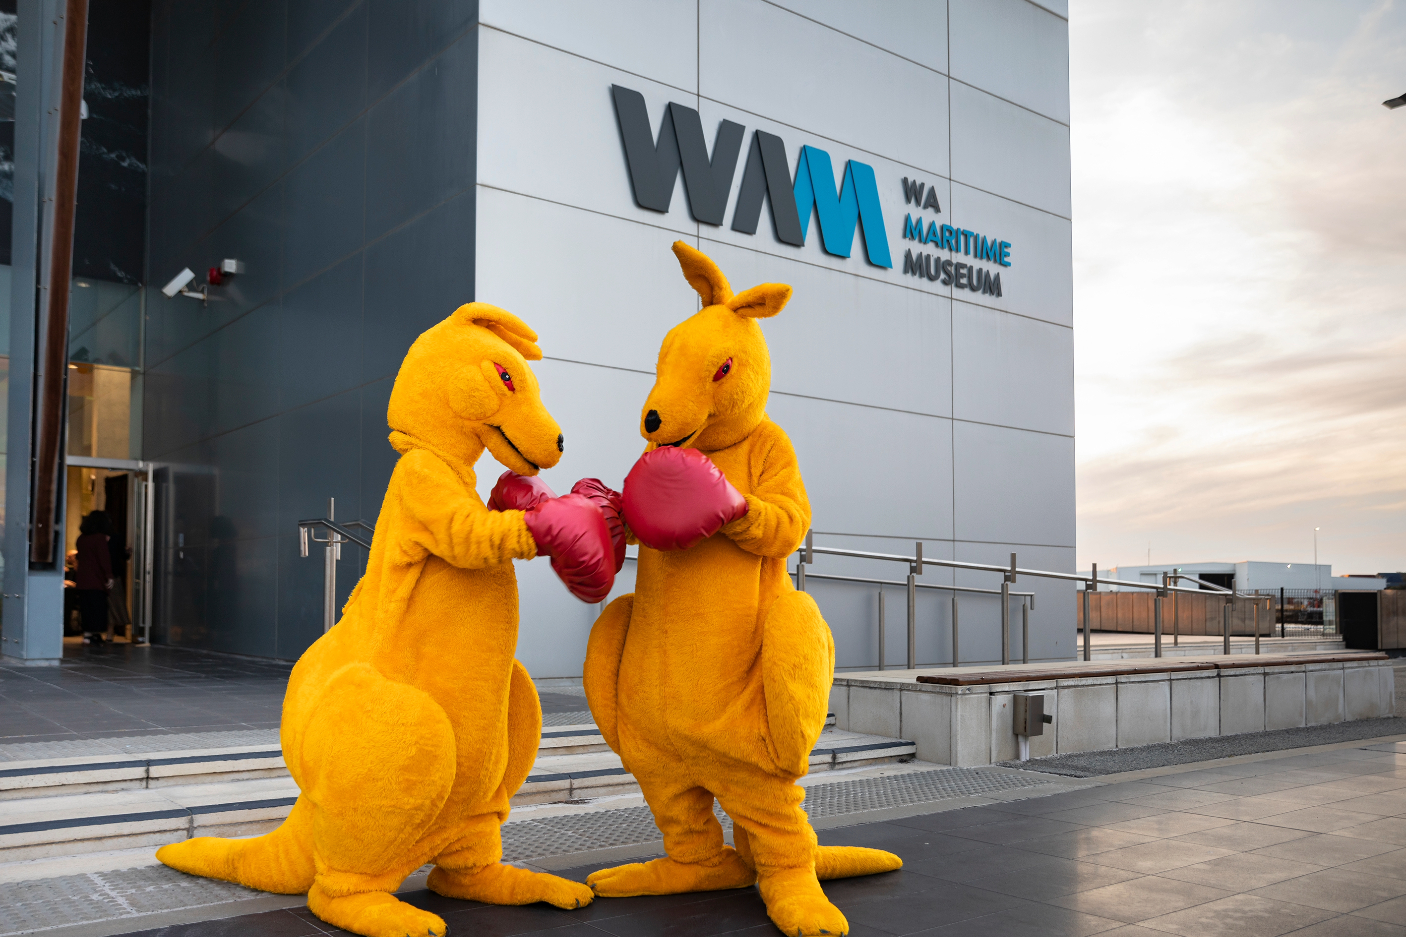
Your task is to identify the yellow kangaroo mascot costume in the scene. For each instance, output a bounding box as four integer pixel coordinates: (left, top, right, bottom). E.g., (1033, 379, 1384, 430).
(157, 304, 615, 937)
(583, 243, 900, 936)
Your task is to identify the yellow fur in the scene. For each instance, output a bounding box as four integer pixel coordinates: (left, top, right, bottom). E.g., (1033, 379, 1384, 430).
(157, 303, 592, 937)
(584, 244, 900, 936)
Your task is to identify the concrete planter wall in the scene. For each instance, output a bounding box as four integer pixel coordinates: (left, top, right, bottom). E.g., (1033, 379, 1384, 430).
(830, 658, 1394, 767)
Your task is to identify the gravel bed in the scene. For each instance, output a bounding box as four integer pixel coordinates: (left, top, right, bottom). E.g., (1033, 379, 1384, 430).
(1002, 717, 1406, 777)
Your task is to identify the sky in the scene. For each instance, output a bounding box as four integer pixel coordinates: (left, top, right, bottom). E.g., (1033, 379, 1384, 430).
(1070, 0, 1406, 576)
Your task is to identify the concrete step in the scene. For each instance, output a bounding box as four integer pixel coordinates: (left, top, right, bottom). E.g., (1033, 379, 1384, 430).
(0, 728, 913, 867)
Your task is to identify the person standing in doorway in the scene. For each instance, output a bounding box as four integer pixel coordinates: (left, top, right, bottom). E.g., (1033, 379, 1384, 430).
(75, 511, 115, 645)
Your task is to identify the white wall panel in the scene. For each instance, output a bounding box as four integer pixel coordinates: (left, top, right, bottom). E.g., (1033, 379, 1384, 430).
(699, 0, 949, 174)
(950, 0, 1070, 123)
(766, 394, 953, 540)
(952, 421, 1074, 547)
(950, 81, 1071, 218)
(952, 302, 1073, 436)
(474, 187, 699, 374)
(480, 0, 699, 93)
(948, 181, 1072, 327)
(768, 0, 949, 76)
(701, 240, 952, 417)
(477, 28, 697, 236)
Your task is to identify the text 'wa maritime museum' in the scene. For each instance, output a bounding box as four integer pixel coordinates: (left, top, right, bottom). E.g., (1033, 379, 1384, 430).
(0, 0, 1074, 677)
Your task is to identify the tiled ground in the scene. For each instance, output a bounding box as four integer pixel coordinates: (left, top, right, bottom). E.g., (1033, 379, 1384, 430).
(106, 737, 1406, 937)
(0, 646, 587, 745)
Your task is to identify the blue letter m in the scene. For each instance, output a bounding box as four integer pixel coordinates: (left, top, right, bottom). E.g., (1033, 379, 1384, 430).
(793, 146, 892, 268)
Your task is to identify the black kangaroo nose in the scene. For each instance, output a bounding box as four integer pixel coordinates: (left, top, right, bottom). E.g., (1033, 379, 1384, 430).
(556, 433, 564, 453)
(645, 410, 661, 433)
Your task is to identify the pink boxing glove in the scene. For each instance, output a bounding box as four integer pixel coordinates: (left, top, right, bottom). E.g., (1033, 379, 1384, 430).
(570, 479, 627, 573)
(622, 447, 748, 552)
(489, 471, 557, 512)
(523, 494, 615, 604)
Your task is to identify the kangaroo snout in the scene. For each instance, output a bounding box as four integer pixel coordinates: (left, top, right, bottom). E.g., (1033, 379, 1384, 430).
(644, 410, 661, 433)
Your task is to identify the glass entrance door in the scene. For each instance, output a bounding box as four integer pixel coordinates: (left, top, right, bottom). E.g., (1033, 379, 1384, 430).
(63, 458, 154, 644)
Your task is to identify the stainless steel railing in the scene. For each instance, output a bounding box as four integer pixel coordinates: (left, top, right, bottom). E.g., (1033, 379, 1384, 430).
(298, 498, 375, 633)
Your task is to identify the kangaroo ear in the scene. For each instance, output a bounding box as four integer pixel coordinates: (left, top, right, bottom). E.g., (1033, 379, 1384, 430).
(452, 302, 543, 360)
(671, 240, 733, 306)
(726, 283, 792, 319)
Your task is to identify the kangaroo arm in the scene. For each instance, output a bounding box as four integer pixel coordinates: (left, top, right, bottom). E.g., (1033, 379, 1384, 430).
(397, 449, 538, 569)
(720, 436, 810, 560)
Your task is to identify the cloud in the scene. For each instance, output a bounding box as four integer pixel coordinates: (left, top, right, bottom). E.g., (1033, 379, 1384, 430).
(1071, 0, 1406, 574)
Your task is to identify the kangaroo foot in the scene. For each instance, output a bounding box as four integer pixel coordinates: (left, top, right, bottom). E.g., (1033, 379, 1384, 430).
(587, 848, 755, 897)
(758, 867, 848, 936)
(427, 863, 593, 909)
(308, 883, 445, 937)
(815, 845, 903, 880)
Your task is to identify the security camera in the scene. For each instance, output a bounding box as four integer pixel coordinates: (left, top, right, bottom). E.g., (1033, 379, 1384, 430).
(161, 268, 196, 298)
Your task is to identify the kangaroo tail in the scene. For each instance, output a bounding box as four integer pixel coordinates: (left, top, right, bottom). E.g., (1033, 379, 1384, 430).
(157, 796, 315, 894)
(814, 845, 903, 880)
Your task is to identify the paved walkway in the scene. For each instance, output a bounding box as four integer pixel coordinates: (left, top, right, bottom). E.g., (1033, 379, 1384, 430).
(9, 731, 1404, 937)
(0, 646, 590, 748)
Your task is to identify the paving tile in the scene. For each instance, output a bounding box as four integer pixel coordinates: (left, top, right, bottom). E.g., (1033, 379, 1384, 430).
(1043, 802, 1169, 827)
(921, 850, 1139, 899)
(1185, 798, 1301, 822)
(1136, 892, 1334, 937)
(1356, 896, 1406, 926)
(1341, 850, 1406, 883)
(888, 805, 1027, 832)
(1318, 774, 1406, 794)
(916, 900, 1125, 936)
(1113, 789, 1241, 811)
(1013, 827, 1158, 859)
(1249, 866, 1406, 913)
(1297, 916, 1406, 937)
(1171, 821, 1314, 852)
(1190, 777, 1311, 797)
(1103, 812, 1236, 838)
(1253, 806, 1382, 834)
(1086, 839, 1237, 874)
(1325, 792, 1406, 816)
(1252, 833, 1400, 867)
(1249, 785, 1364, 808)
(1337, 819, 1406, 847)
(1047, 874, 1231, 923)
(1160, 852, 1321, 890)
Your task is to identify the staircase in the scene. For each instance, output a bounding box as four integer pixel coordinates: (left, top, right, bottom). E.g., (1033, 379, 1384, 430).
(0, 721, 914, 874)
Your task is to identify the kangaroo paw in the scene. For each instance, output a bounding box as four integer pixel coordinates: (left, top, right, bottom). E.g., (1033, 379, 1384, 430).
(307, 884, 445, 937)
(427, 863, 593, 909)
(759, 867, 849, 936)
(587, 849, 755, 897)
(815, 845, 903, 880)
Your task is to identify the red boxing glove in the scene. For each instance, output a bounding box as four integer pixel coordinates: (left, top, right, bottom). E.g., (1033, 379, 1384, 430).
(489, 471, 557, 512)
(570, 478, 627, 573)
(524, 494, 615, 603)
(622, 447, 748, 551)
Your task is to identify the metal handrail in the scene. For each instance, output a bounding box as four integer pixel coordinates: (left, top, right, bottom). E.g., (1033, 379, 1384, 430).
(297, 499, 375, 633)
(802, 570, 1034, 602)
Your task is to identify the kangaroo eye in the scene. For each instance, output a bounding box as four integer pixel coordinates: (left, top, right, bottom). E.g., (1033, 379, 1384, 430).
(493, 362, 515, 392)
(713, 358, 732, 382)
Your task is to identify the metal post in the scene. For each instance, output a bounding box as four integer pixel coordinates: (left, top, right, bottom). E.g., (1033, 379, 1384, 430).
(1083, 562, 1096, 662)
(323, 497, 338, 633)
(1154, 573, 1164, 659)
(1173, 568, 1180, 646)
(1001, 579, 1011, 665)
(1254, 596, 1260, 655)
(951, 595, 959, 668)
(796, 551, 806, 592)
(906, 569, 917, 670)
(1223, 599, 1231, 656)
(1021, 599, 1029, 665)
(1280, 586, 1285, 639)
(877, 590, 885, 672)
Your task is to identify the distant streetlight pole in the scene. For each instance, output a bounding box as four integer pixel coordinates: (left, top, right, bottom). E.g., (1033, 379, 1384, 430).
(1314, 527, 1321, 600)
(1385, 92, 1406, 109)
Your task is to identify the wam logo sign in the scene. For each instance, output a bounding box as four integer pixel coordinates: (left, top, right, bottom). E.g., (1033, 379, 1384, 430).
(611, 85, 891, 268)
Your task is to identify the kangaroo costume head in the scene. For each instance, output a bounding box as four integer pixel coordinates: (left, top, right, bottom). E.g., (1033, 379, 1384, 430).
(388, 303, 563, 475)
(641, 242, 792, 452)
